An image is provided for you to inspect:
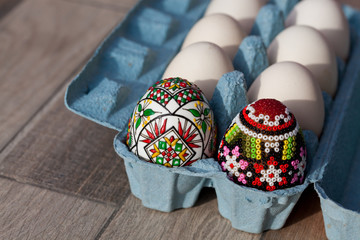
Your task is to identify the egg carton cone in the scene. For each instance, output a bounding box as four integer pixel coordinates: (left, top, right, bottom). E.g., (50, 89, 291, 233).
(65, 0, 360, 237)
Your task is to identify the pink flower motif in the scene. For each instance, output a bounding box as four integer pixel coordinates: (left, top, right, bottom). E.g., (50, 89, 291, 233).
(291, 173, 298, 184)
(292, 160, 300, 169)
(300, 147, 306, 158)
(238, 173, 247, 184)
(239, 159, 249, 170)
(232, 146, 240, 157)
(223, 146, 230, 157)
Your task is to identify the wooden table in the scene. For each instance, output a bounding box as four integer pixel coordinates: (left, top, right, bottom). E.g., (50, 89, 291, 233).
(0, 0, 358, 239)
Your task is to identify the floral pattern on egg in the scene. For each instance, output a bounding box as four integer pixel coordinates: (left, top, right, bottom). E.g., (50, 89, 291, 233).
(217, 99, 307, 191)
(127, 77, 216, 167)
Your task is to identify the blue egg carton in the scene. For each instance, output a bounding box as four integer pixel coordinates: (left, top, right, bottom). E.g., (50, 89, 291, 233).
(65, 0, 360, 237)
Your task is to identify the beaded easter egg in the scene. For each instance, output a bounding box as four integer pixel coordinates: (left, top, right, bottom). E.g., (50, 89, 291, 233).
(126, 77, 216, 167)
(217, 99, 307, 191)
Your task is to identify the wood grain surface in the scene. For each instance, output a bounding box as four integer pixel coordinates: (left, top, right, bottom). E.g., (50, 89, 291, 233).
(64, 0, 138, 10)
(0, 178, 115, 240)
(0, 0, 358, 239)
(342, 0, 360, 8)
(100, 188, 262, 240)
(0, 0, 133, 151)
(0, 85, 131, 205)
(0, 0, 22, 20)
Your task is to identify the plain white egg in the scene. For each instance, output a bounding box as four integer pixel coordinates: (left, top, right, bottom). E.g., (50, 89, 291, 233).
(286, 0, 350, 60)
(163, 42, 234, 100)
(181, 14, 246, 59)
(247, 62, 325, 137)
(204, 0, 268, 34)
(267, 25, 338, 97)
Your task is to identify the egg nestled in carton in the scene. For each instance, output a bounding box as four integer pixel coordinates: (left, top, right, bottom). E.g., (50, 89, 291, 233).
(127, 77, 216, 167)
(218, 99, 306, 191)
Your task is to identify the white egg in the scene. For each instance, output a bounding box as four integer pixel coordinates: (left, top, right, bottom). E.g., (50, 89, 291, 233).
(204, 0, 268, 34)
(126, 77, 216, 167)
(163, 42, 234, 100)
(181, 14, 246, 59)
(247, 62, 325, 137)
(286, 0, 350, 60)
(267, 25, 338, 97)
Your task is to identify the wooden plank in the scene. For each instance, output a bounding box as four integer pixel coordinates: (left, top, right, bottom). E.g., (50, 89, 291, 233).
(0, 0, 23, 20)
(0, 84, 131, 205)
(64, 0, 360, 12)
(341, 0, 360, 9)
(0, 177, 115, 239)
(262, 188, 326, 239)
(99, 187, 326, 239)
(0, 0, 131, 151)
(63, 0, 139, 11)
(99, 188, 262, 240)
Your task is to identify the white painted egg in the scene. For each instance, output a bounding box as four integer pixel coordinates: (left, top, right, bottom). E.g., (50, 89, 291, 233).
(126, 77, 217, 167)
(247, 62, 325, 137)
(267, 25, 338, 97)
(163, 42, 234, 100)
(181, 13, 246, 59)
(286, 0, 350, 60)
(204, 0, 268, 34)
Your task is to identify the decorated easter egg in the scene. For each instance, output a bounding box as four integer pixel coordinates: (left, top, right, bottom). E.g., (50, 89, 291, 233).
(127, 77, 216, 167)
(217, 99, 307, 191)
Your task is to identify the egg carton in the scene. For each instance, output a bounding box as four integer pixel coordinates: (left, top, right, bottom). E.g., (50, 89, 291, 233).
(65, 0, 360, 237)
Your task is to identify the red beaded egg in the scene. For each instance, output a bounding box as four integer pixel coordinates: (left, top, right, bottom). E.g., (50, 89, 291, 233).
(217, 99, 307, 191)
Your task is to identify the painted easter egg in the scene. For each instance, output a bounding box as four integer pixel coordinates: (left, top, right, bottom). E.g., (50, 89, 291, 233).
(217, 99, 307, 191)
(127, 77, 216, 167)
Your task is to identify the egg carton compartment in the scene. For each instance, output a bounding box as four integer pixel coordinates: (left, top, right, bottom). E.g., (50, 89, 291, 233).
(148, 0, 202, 15)
(123, 1, 210, 48)
(65, 0, 360, 237)
(66, 0, 211, 130)
(125, 7, 177, 46)
(313, 14, 360, 238)
(113, 71, 320, 232)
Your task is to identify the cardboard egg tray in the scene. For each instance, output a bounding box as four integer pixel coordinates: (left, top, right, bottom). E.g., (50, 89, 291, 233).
(65, 0, 360, 237)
